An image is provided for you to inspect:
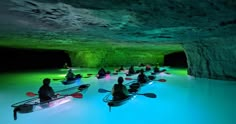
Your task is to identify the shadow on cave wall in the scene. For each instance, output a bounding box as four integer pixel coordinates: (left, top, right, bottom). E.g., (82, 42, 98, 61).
(0, 47, 71, 72)
(164, 51, 187, 68)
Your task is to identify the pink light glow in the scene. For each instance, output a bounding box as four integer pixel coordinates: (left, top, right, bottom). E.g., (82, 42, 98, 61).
(49, 96, 72, 108)
(105, 74, 110, 79)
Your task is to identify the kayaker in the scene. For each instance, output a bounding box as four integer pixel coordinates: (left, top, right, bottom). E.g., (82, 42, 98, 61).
(118, 65, 125, 71)
(139, 63, 145, 67)
(112, 77, 129, 100)
(65, 69, 75, 81)
(145, 64, 151, 71)
(63, 62, 70, 69)
(153, 65, 160, 73)
(97, 67, 106, 78)
(128, 65, 135, 75)
(38, 78, 55, 102)
(137, 69, 148, 84)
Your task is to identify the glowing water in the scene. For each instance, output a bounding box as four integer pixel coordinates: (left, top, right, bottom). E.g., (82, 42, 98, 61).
(0, 68, 235, 124)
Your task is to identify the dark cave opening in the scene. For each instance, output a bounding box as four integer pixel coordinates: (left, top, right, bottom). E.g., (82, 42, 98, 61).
(164, 51, 187, 68)
(0, 47, 71, 72)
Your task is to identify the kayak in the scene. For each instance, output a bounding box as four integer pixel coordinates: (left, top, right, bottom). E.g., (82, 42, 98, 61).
(125, 72, 139, 76)
(105, 94, 134, 107)
(62, 74, 83, 85)
(62, 78, 81, 85)
(151, 69, 167, 75)
(61, 74, 92, 85)
(12, 84, 90, 120)
(103, 80, 153, 109)
(96, 73, 110, 79)
(102, 81, 136, 110)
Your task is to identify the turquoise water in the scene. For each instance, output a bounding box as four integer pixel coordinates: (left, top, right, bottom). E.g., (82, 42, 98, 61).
(0, 67, 235, 124)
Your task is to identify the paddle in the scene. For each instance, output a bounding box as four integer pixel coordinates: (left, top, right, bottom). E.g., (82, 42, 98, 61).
(52, 78, 65, 81)
(53, 77, 88, 81)
(98, 88, 157, 98)
(125, 77, 167, 82)
(26, 92, 83, 98)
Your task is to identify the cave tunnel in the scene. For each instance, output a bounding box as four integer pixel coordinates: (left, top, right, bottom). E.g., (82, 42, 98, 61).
(164, 51, 187, 68)
(0, 47, 71, 72)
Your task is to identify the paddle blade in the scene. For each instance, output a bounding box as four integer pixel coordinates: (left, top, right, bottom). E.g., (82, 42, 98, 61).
(157, 79, 166, 82)
(98, 88, 111, 93)
(26, 92, 37, 97)
(140, 93, 157, 98)
(71, 92, 83, 98)
(53, 78, 64, 81)
(87, 74, 93, 76)
(125, 77, 134, 80)
(78, 84, 90, 91)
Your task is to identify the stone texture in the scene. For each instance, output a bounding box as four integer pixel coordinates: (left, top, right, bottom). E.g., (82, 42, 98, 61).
(183, 37, 236, 80)
(0, 0, 235, 42)
(68, 48, 165, 68)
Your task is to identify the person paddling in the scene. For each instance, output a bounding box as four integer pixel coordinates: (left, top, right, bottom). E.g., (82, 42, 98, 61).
(137, 69, 148, 84)
(65, 69, 75, 81)
(38, 78, 55, 102)
(128, 65, 135, 75)
(111, 77, 129, 100)
(97, 67, 107, 78)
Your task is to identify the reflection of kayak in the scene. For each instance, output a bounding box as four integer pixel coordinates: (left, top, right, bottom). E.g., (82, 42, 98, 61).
(103, 80, 153, 109)
(12, 84, 90, 120)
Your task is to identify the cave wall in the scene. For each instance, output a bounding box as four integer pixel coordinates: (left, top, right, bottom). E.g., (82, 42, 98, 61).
(183, 38, 236, 81)
(68, 48, 165, 68)
(0, 47, 70, 72)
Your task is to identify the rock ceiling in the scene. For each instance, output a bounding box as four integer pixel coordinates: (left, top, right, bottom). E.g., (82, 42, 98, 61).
(0, 0, 235, 50)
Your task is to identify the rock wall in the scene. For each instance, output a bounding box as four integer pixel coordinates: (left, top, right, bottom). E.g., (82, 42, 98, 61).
(68, 48, 165, 68)
(183, 38, 236, 81)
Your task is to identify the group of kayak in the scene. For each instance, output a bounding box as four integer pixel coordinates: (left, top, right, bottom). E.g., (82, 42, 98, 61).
(11, 64, 167, 120)
(62, 63, 166, 83)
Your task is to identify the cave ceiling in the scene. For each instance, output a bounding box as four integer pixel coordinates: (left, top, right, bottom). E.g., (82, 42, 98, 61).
(0, 0, 235, 51)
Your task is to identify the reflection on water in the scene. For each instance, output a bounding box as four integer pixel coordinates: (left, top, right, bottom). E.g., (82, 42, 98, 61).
(0, 67, 235, 124)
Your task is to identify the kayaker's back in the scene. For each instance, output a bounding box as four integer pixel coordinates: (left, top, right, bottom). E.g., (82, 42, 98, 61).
(38, 78, 55, 102)
(112, 84, 128, 100)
